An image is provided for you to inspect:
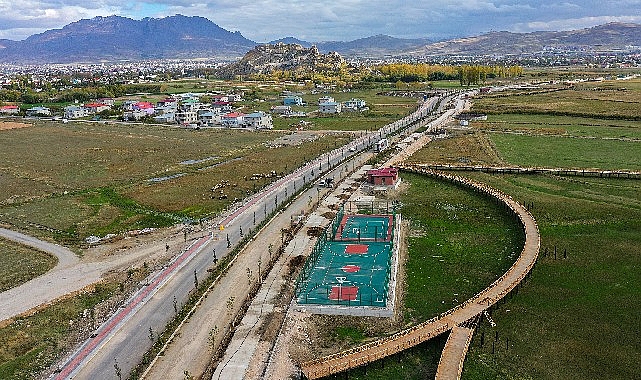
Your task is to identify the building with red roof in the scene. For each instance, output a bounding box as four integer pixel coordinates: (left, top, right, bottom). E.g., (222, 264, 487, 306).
(366, 167, 399, 186)
(0, 105, 20, 114)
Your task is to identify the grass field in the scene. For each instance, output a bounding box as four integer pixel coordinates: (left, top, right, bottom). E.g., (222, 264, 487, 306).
(0, 121, 349, 244)
(323, 172, 525, 379)
(461, 173, 641, 380)
(385, 77, 641, 379)
(490, 134, 641, 170)
(472, 79, 641, 120)
(0, 238, 57, 292)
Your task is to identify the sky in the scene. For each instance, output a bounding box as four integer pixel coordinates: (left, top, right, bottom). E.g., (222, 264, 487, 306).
(0, 0, 640, 42)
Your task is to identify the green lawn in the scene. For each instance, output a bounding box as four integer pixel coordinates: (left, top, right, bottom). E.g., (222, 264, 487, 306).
(0, 238, 57, 292)
(490, 134, 641, 170)
(332, 172, 525, 379)
(461, 173, 641, 380)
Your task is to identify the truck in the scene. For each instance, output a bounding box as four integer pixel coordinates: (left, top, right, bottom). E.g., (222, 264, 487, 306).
(373, 138, 389, 153)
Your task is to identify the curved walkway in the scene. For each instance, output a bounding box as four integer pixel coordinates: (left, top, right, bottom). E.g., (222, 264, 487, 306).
(300, 166, 540, 379)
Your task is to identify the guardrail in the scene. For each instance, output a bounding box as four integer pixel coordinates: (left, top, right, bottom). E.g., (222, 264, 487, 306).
(300, 165, 540, 379)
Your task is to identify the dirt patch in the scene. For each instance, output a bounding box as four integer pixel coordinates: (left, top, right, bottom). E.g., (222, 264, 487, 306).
(0, 121, 31, 131)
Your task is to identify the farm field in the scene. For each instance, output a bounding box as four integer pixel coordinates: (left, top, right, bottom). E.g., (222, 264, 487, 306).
(0, 120, 348, 245)
(377, 78, 641, 379)
(472, 79, 641, 120)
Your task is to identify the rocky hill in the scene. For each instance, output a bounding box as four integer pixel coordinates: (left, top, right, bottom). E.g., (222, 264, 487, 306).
(217, 43, 346, 78)
(406, 22, 641, 56)
(0, 15, 256, 63)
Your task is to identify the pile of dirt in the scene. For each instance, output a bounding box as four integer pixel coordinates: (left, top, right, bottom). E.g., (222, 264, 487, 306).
(0, 121, 31, 131)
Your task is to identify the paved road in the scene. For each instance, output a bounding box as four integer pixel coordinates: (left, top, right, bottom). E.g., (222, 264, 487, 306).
(51, 93, 447, 379)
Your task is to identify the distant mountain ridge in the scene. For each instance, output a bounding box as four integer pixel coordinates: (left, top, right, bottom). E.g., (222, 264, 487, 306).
(0, 15, 256, 63)
(407, 22, 641, 56)
(0, 15, 639, 63)
(269, 35, 432, 56)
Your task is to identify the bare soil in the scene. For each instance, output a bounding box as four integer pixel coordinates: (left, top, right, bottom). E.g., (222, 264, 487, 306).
(0, 121, 31, 131)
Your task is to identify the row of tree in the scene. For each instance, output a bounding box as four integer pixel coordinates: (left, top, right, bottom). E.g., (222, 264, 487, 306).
(0, 83, 163, 105)
(372, 63, 524, 85)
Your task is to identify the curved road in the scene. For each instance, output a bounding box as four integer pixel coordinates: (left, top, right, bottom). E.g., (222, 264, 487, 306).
(0, 228, 80, 321)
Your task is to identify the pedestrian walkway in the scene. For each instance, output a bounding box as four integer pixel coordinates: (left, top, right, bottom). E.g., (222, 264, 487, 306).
(300, 166, 540, 379)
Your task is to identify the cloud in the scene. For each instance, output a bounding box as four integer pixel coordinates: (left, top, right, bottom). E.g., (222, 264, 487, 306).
(0, 1, 639, 42)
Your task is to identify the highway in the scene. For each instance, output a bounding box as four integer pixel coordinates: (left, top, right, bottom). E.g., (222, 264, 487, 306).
(52, 93, 447, 379)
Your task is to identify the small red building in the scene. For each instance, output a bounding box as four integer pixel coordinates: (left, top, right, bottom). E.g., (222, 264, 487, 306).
(366, 167, 399, 186)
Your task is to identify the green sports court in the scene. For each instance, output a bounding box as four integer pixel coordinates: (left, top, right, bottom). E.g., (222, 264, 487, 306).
(295, 213, 398, 310)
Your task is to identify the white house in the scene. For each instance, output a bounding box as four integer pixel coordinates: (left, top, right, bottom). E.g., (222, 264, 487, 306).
(176, 109, 198, 125)
(271, 105, 292, 115)
(318, 96, 335, 105)
(342, 98, 367, 111)
(244, 111, 273, 129)
(123, 110, 148, 121)
(227, 93, 243, 102)
(0, 105, 20, 114)
(154, 113, 176, 123)
(198, 111, 221, 127)
(26, 106, 51, 116)
(319, 101, 342, 114)
(64, 105, 88, 119)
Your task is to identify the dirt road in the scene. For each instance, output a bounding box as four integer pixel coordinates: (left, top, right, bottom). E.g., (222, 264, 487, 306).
(0, 226, 185, 323)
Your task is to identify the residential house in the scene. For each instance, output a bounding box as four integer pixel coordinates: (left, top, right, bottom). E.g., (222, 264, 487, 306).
(211, 102, 233, 113)
(284, 96, 304, 106)
(123, 110, 148, 121)
(133, 102, 155, 115)
(153, 113, 176, 123)
(319, 101, 342, 114)
(157, 98, 178, 108)
(222, 112, 245, 128)
(84, 102, 111, 114)
(342, 98, 367, 112)
(212, 94, 229, 103)
(25, 106, 51, 117)
(244, 111, 273, 129)
(0, 105, 20, 114)
(198, 111, 222, 127)
(271, 105, 292, 115)
(98, 98, 115, 106)
(226, 93, 243, 102)
(121, 100, 138, 111)
(64, 105, 88, 119)
(318, 96, 335, 104)
(175, 109, 198, 126)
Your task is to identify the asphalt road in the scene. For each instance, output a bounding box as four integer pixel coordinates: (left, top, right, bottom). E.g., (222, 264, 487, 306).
(52, 94, 447, 379)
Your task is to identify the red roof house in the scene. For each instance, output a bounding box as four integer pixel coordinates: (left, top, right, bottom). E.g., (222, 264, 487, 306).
(366, 167, 399, 186)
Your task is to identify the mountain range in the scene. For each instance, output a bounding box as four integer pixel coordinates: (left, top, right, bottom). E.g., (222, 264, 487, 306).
(0, 15, 639, 64)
